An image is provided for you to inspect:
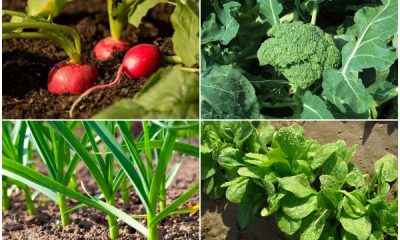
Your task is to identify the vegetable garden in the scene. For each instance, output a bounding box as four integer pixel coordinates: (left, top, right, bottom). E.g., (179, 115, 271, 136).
(2, 121, 199, 239)
(3, 0, 199, 119)
(201, 0, 398, 119)
(201, 121, 398, 239)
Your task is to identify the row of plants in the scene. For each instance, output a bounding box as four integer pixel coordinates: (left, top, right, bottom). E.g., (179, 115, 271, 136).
(201, 121, 398, 239)
(2, 120, 200, 239)
(3, 0, 199, 118)
(201, 0, 397, 119)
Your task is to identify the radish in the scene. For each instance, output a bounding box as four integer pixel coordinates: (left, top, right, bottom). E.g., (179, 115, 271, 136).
(69, 44, 163, 117)
(93, 37, 130, 61)
(48, 61, 99, 94)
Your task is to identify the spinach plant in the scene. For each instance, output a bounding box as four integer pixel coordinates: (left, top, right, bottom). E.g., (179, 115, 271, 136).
(201, 121, 398, 239)
(201, 0, 398, 119)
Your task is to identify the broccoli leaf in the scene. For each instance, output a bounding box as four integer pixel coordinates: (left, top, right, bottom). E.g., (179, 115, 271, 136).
(322, 0, 397, 114)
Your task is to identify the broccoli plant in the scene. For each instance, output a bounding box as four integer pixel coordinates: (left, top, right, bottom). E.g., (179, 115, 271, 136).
(257, 21, 340, 91)
(201, 0, 398, 119)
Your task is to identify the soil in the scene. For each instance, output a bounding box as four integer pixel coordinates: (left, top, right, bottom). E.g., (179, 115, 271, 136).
(3, 0, 175, 119)
(201, 121, 398, 240)
(2, 151, 199, 240)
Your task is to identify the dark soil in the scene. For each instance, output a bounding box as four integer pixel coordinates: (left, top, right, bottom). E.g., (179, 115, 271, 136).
(2, 152, 199, 240)
(3, 0, 175, 119)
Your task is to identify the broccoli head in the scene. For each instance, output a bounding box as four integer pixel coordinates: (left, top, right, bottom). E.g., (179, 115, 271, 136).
(257, 21, 340, 91)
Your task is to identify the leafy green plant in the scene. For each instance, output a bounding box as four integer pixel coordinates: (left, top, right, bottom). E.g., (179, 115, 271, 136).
(3, 121, 199, 240)
(201, 121, 398, 239)
(201, 0, 398, 119)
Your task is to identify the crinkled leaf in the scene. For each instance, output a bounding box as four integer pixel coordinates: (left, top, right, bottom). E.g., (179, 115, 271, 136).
(275, 212, 302, 235)
(217, 147, 243, 171)
(340, 214, 372, 240)
(278, 175, 316, 198)
(374, 154, 398, 182)
(281, 195, 318, 220)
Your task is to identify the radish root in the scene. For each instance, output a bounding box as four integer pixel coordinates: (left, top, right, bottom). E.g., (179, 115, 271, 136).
(69, 64, 124, 118)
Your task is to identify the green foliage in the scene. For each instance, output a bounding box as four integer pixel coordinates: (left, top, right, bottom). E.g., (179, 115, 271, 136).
(201, 121, 398, 238)
(26, 0, 69, 19)
(94, 66, 199, 119)
(3, 121, 200, 240)
(201, 0, 398, 119)
(257, 21, 340, 91)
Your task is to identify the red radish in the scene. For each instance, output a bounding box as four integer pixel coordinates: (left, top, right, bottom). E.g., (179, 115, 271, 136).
(48, 61, 98, 95)
(122, 44, 163, 79)
(69, 44, 163, 118)
(93, 37, 130, 61)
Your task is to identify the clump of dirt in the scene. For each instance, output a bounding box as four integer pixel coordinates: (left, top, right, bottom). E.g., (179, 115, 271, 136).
(201, 121, 398, 240)
(2, 152, 199, 240)
(3, 0, 174, 119)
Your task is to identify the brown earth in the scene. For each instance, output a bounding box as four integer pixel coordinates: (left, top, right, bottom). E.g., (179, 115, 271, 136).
(3, 0, 175, 119)
(201, 121, 398, 240)
(2, 149, 199, 240)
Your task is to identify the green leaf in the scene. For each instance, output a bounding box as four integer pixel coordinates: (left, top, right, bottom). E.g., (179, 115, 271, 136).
(201, 65, 260, 119)
(225, 178, 261, 204)
(272, 124, 304, 159)
(278, 175, 316, 198)
(128, 0, 166, 27)
(217, 147, 243, 171)
(149, 183, 199, 226)
(340, 214, 372, 240)
(275, 212, 302, 235)
(319, 175, 340, 190)
(171, 0, 199, 67)
(257, 0, 283, 26)
(301, 91, 334, 119)
(322, 0, 397, 113)
(237, 202, 262, 230)
(374, 154, 398, 182)
(2, 159, 149, 237)
(26, 0, 68, 18)
(312, 142, 338, 169)
(299, 211, 329, 240)
(217, 121, 254, 148)
(94, 66, 199, 119)
(281, 195, 318, 220)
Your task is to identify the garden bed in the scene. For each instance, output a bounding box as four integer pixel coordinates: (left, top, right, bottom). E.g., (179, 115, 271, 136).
(201, 121, 398, 240)
(3, 0, 175, 119)
(3, 153, 199, 240)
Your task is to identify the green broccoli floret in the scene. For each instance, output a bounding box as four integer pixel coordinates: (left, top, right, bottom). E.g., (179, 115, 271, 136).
(257, 21, 340, 91)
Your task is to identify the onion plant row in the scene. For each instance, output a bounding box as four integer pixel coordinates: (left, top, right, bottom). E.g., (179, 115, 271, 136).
(2, 121, 199, 240)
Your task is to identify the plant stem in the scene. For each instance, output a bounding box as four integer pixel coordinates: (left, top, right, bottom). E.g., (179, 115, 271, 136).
(294, 0, 309, 22)
(261, 101, 297, 108)
(159, 178, 166, 211)
(147, 215, 159, 240)
(107, 198, 119, 240)
(121, 175, 129, 204)
(310, 0, 320, 25)
(108, 0, 127, 40)
(3, 22, 81, 53)
(22, 186, 36, 215)
(2, 31, 80, 63)
(163, 55, 183, 65)
(58, 193, 70, 226)
(2, 178, 10, 211)
(68, 174, 78, 191)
